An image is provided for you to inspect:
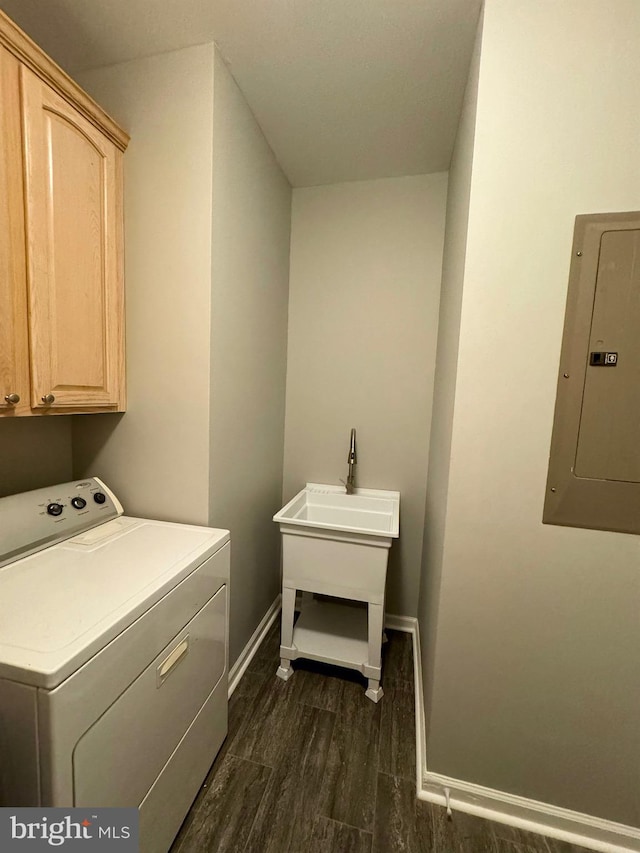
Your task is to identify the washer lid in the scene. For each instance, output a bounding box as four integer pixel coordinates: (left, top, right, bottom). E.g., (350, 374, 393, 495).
(0, 517, 229, 688)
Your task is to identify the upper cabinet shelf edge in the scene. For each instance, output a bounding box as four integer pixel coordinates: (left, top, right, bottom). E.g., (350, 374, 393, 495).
(0, 8, 129, 152)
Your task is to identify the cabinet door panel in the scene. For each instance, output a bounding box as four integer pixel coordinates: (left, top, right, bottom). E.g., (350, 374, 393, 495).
(21, 67, 124, 410)
(0, 47, 29, 415)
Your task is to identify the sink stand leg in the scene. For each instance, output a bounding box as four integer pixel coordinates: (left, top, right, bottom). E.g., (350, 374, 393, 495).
(364, 602, 384, 702)
(276, 660, 294, 681)
(276, 585, 296, 682)
(365, 679, 384, 703)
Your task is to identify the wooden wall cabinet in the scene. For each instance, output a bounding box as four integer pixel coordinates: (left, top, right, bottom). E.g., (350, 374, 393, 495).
(0, 13, 129, 418)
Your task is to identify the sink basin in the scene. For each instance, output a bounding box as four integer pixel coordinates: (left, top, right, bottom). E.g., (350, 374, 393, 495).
(273, 483, 400, 542)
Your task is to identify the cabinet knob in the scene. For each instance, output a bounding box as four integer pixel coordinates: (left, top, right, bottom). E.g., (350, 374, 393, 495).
(41, 394, 55, 405)
(4, 393, 20, 405)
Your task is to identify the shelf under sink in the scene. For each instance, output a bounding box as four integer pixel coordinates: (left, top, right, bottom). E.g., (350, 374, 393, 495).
(291, 599, 369, 671)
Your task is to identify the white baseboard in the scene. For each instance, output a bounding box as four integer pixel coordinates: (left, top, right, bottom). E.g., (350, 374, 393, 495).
(384, 612, 427, 793)
(228, 595, 281, 697)
(409, 619, 640, 853)
(418, 776, 640, 853)
(384, 613, 416, 633)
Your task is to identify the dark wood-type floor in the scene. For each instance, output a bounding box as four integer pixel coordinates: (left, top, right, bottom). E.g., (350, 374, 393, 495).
(172, 620, 592, 853)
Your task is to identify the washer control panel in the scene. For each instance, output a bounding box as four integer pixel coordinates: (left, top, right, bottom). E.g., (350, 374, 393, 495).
(0, 478, 123, 569)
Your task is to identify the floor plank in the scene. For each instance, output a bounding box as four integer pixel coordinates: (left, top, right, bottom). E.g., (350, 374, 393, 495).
(308, 816, 373, 853)
(431, 804, 499, 852)
(372, 772, 435, 853)
(172, 754, 271, 853)
(318, 679, 382, 831)
(243, 702, 336, 853)
(382, 630, 414, 685)
(290, 660, 353, 713)
(492, 823, 593, 853)
(493, 839, 538, 853)
(378, 680, 416, 781)
(246, 619, 281, 679)
(211, 668, 269, 767)
(229, 673, 301, 767)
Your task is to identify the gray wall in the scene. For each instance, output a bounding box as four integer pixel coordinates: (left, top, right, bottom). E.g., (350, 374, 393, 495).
(73, 45, 215, 524)
(417, 11, 482, 754)
(209, 50, 291, 665)
(422, 0, 640, 826)
(284, 174, 447, 617)
(0, 418, 73, 496)
(73, 46, 291, 668)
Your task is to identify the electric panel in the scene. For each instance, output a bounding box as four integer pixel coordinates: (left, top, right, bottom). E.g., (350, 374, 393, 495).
(544, 211, 640, 534)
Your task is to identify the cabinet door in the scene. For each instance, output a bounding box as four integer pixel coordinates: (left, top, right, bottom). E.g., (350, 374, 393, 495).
(21, 67, 125, 411)
(0, 47, 29, 415)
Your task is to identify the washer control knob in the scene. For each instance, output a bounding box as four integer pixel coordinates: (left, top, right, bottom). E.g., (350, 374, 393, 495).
(71, 497, 87, 510)
(93, 492, 107, 505)
(47, 503, 63, 517)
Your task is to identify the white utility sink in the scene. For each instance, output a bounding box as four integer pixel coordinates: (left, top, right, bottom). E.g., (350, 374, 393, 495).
(273, 483, 399, 543)
(273, 483, 400, 703)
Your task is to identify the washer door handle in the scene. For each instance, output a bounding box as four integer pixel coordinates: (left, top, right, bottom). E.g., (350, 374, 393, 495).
(157, 636, 189, 686)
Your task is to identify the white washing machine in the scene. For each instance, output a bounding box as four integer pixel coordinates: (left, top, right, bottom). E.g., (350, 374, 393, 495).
(0, 477, 230, 853)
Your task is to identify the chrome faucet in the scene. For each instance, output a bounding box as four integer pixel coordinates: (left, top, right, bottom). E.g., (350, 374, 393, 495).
(344, 428, 357, 494)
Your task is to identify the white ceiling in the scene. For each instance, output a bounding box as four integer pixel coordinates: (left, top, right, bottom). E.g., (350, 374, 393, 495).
(0, 0, 481, 186)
